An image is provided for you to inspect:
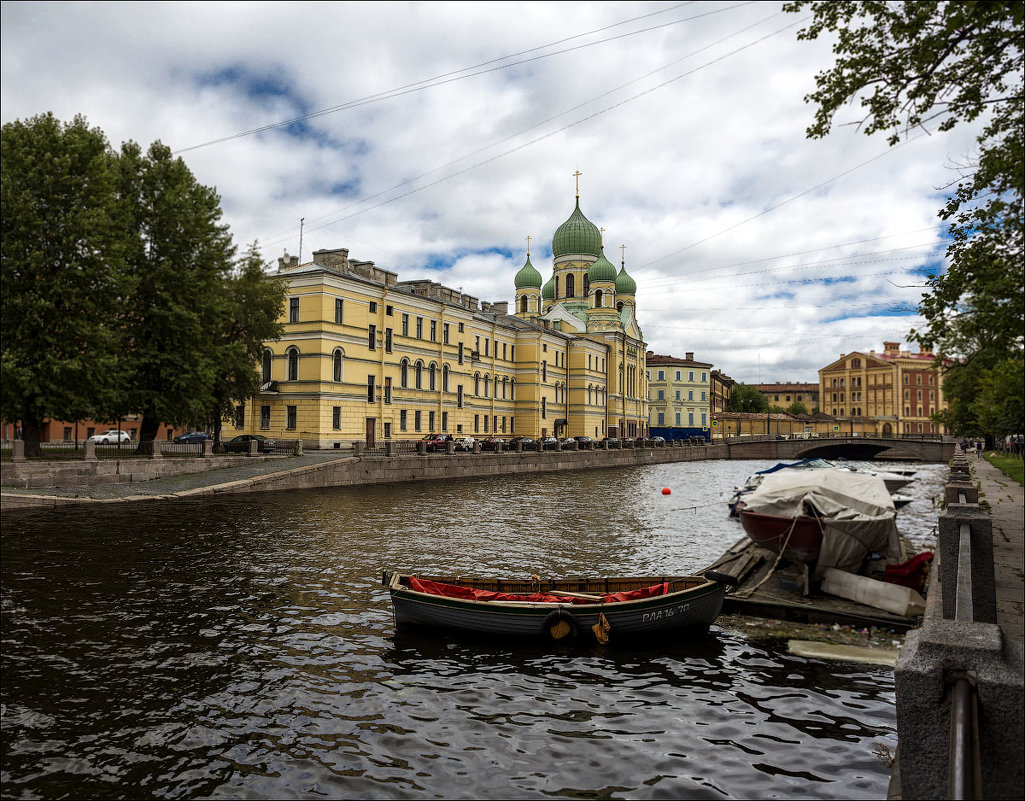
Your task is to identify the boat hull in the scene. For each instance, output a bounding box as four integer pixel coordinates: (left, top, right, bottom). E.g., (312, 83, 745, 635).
(385, 574, 727, 642)
(737, 509, 823, 563)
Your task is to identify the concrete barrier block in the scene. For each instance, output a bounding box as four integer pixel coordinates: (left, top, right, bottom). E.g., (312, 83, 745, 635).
(896, 618, 1024, 800)
(938, 508, 996, 624)
(944, 480, 977, 504)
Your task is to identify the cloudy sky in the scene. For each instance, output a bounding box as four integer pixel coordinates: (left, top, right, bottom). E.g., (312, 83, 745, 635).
(2, 1, 981, 383)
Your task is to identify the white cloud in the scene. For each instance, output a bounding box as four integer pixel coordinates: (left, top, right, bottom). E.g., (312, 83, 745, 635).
(2, 1, 981, 383)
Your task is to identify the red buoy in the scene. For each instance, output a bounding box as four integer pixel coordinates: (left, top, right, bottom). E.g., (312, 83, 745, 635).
(661, 487, 671, 495)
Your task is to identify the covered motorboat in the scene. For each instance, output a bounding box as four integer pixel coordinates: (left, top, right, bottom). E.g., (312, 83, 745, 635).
(728, 458, 914, 516)
(737, 469, 901, 579)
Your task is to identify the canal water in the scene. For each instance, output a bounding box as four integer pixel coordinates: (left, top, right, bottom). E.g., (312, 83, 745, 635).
(1, 459, 946, 799)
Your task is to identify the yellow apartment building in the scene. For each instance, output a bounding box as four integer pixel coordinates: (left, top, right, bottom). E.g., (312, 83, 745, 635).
(818, 341, 949, 435)
(645, 352, 714, 432)
(232, 190, 648, 447)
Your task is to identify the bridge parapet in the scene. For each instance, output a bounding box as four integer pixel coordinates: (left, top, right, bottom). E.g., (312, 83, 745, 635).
(725, 435, 953, 462)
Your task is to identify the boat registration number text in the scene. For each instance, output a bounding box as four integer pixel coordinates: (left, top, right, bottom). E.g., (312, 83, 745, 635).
(642, 603, 690, 622)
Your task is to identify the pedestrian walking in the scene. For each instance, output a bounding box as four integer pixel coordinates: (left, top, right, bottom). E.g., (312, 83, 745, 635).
(976, 440, 983, 459)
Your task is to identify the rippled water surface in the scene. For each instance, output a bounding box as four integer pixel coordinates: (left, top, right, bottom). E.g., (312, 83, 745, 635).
(1, 459, 946, 799)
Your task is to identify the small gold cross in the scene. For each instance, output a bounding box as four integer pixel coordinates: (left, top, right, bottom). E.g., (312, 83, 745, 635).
(573, 170, 582, 197)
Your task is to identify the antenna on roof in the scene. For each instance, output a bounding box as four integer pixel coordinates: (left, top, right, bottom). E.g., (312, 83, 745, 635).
(298, 218, 305, 265)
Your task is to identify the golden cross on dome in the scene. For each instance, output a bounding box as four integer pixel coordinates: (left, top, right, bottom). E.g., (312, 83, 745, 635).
(600, 226, 606, 247)
(526, 235, 531, 257)
(620, 244, 627, 265)
(573, 170, 582, 197)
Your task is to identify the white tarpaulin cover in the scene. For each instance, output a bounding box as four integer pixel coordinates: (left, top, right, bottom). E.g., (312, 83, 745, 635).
(741, 469, 901, 578)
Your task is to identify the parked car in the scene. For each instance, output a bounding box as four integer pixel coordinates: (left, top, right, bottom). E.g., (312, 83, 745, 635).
(453, 436, 475, 452)
(508, 436, 537, 451)
(421, 434, 451, 452)
(599, 437, 620, 449)
(650, 436, 665, 445)
(479, 436, 506, 452)
(557, 437, 577, 450)
(223, 434, 276, 453)
(174, 431, 210, 444)
(621, 437, 635, 447)
(574, 436, 594, 448)
(88, 430, 132, 445)
(533, 436, 557, 450)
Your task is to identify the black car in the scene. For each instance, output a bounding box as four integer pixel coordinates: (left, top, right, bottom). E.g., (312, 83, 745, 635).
(479, 436, 506, 452)
(224, 434, 276, 453)
(508, 436, 537, 451)
(574, 436, 594, 448)
(599, 437, 620, 448)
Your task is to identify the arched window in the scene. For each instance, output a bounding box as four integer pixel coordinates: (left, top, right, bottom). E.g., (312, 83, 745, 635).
(583, 275, 590, 296)
(566, 273, 575, 298)
(414, 361, 423, 390)
(287, 348, 299, 381)
(510, 379, 516, 401)
(442, 365, 450, 392)
(555, 276, 560, 297)
(262, 350, 273, 383)
(474, 372, 481, 396)
(617, 301, 624, 312)
(594, 289, 603, 308)
(333, 349, 343, 382)
(588, 384, 593, 405)
(429, 362, 437, 391)
(484, 374, 490, 398)
(400, 359, 409, 388)
(502, 376, 508, 399)
(519, 295, 528, 313)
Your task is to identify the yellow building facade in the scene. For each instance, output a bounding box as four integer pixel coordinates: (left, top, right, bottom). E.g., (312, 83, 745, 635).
(818, 341, 949, 436)
(234, 193, 648, 447)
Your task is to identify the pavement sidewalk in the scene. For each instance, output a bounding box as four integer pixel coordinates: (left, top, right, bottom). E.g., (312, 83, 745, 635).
(971, 454, 1024, 644)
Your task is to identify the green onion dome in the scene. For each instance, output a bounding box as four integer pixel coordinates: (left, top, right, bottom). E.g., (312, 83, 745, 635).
(588, 249, 617, 283)
(514, 255, 543, 289)
(542, 276, 555, 300)
(615, 263, 636, 295)
(552, 198, 602, 258)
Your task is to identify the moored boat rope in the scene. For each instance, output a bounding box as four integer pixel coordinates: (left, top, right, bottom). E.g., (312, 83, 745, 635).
(735, 514, 801, 599)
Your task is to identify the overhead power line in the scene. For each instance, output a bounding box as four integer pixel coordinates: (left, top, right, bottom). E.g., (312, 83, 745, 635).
(174, 1, 756, 154)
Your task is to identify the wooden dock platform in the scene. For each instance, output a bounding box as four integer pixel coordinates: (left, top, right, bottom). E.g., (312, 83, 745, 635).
(706, 538, 922, 632)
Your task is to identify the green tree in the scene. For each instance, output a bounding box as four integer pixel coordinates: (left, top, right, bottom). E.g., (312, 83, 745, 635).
(786, 400, 810, 416)
(726, 383, 769, 413)
(1, 114, 133, 456)
(785, 1, 1023, 431)
(209, 243, 285, 449)
(117, 141, 237, 444)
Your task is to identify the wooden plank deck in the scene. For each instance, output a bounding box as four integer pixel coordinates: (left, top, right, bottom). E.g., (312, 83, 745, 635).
(706, 538, 922, 632)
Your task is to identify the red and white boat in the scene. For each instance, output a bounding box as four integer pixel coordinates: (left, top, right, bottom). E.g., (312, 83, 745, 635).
(737, 469, 900, 578)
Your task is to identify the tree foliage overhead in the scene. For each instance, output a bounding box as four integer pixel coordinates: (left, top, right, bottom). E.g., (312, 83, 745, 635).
(1, 114, 133, 455)
(117, 140, 239, 441)
(726, 383, 769, 414)
(784, 1, 1023, 433)
(1, 114, 285, 450)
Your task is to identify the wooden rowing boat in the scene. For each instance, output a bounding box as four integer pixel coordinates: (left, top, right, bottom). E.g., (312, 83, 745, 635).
(382, 572, 733, 643)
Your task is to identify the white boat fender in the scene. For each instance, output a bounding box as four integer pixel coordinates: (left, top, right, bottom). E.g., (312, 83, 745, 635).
(542, 608, 578, 641)
(704, 570, 739, 586)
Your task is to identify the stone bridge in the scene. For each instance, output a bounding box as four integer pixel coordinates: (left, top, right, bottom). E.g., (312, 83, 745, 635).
(726, 435, 954, 462)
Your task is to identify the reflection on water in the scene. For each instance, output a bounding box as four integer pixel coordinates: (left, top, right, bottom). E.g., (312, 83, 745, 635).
(1, 459, 944, 799)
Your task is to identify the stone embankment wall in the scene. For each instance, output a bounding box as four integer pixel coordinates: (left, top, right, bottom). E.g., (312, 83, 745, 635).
(1, 455, 255, 489)
(200, 444, 730, 497)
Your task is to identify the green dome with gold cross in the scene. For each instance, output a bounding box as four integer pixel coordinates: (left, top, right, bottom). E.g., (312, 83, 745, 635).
(552, 198, 602, 259)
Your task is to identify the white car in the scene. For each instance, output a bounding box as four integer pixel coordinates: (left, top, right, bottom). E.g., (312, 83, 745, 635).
(453, 437, 476, 452)
(89, 430, 132, 444)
